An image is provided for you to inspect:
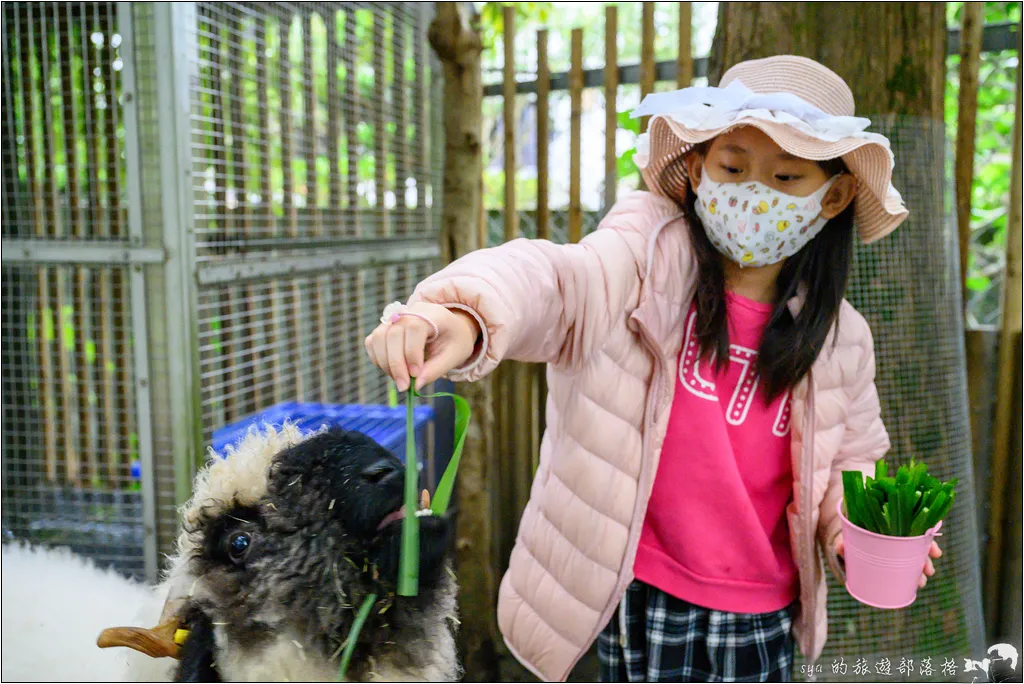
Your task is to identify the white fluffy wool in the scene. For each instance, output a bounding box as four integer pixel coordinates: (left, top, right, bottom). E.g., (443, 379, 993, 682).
(1, 543, 171, 682)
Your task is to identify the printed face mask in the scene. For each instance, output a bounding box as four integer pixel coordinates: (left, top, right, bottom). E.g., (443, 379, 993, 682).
(693, 166, 841, 267)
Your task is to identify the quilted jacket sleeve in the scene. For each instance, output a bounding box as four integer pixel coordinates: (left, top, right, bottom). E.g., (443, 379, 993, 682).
(817, 312, 891, 584)
(407, 192, 676, 382)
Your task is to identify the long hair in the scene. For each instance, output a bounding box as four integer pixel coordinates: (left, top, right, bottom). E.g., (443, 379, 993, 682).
(670, 154, 855, 402)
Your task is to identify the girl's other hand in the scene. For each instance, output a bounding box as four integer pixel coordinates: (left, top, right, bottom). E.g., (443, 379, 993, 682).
(834, 535, 942, 588)
(365, 302, 479, 392)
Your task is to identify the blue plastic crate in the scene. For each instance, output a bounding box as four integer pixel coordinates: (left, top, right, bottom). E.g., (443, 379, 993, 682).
(212, 403, 435, 466)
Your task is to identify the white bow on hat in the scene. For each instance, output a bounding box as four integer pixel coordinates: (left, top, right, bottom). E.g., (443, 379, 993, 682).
(632, 79, 887, 148)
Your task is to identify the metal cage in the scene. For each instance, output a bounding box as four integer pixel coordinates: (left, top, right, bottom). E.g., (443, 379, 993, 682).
(1, 1, 443, 581)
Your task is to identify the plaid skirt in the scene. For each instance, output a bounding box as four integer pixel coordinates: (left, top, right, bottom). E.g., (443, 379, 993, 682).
(598, 580, 797, 683)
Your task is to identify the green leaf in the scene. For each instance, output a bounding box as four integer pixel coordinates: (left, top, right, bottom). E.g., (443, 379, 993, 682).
(336, 592, 377, 681)
(616, 148, 637, 181)
(966, 275, 991, 292)
(616, 109, 641, 135)
(397, 384, 421, 597)
(909, 506, 932, 536)
(413, 387, 471, 518)
(61, 306, 76, 351)
(911, 489, 924, 517)
(875, 458, 888, 481)
(42, 307, 55, 342)
(932, 490, 956, 524)
(864, 494, 890, 535)
(876, 478, 897, 499)
(396, 380, 472, 597)
(842, 470, 867, 529)
(922, 491, 949, 530)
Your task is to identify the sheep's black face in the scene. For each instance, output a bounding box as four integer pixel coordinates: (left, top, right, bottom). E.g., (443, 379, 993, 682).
(265, 428, 452, 588)
(175, 428, 453, 681)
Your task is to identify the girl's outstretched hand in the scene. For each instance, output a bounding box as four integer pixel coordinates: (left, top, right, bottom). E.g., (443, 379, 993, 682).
(365, 302, 479, 392)
(834, 534, 943, 588)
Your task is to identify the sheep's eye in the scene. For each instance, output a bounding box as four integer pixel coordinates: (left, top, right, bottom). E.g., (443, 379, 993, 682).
(228, 532, 251, 562)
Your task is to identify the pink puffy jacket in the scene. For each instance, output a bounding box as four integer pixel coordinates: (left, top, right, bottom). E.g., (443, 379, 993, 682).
(409, 192, 890, 682)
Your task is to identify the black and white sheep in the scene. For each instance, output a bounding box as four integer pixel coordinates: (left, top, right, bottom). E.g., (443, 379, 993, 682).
(2, 423, 460, 682)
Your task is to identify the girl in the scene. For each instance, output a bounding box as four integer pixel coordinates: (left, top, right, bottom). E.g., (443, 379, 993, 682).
(365, 55, 942, 683)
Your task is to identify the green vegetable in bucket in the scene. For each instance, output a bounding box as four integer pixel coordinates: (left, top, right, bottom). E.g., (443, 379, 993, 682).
(337, 379, 470, 681)
(841, 458, 956, 537)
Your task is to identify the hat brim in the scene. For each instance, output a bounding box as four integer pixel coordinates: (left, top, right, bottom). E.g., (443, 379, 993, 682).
(637, 116, 909, 244)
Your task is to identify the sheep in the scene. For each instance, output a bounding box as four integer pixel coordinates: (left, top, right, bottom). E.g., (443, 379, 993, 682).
(1, 423, 460, 682)
(1, 542, 171, 682)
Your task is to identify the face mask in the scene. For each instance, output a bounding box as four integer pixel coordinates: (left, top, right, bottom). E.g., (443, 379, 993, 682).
(693, 166, 840, 267)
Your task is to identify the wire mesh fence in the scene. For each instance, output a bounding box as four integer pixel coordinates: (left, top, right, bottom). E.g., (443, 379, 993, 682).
(190, 3, 437, 257)
(1, 3, 130, 244)
(818, 117, 985, 680)
(1, 2, 149, 578)
(1, 264, 145, 577)
(186, 0, 442, 440)
(2, 1, 443, 580)
(196, 261, 437, 443)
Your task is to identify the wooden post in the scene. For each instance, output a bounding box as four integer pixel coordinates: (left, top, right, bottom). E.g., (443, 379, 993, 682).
(373, 10, 390, 402)
(537, 29, 550, 242)
(639, 2, 655, 134)
(303, 13, 329, 403)
(535, 27, 551, 470)
(19, 6, 59, 482)
(500, 9, 516, 532)
(327, 10, 343, 224)
(955, 2, 983, 308)
(260, 15, 281, 405)
(677, 2, 693, 88)
(280, 14, 304, 400)
(502, 6, 534, 570)
(40, 4, 79, 486)
(503, 6, 517, 244)
(226, 9, 249, 419)
(87, 3, 118, 483)
(427, 6, 498, 679)
(604, 7, 618, 212)
(59, 6, 96, 485)
(395, 8, 412, 296)
(569, 28, 583, 244)
(984, 50, 1023, 636)
(342, 8, 366, 404)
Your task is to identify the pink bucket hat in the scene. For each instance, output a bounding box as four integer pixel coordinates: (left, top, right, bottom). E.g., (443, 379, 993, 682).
(632, 55, 908, 243)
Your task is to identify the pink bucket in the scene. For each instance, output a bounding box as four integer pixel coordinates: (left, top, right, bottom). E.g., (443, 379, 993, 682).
(837, 499, 943, 609)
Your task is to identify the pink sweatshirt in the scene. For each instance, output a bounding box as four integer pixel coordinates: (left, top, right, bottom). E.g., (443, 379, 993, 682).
(634, 291, 799, 613)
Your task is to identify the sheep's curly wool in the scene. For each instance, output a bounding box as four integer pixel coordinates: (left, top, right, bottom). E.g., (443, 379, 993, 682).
(1, 543, 170, 683)
(2, 423, 460, 683)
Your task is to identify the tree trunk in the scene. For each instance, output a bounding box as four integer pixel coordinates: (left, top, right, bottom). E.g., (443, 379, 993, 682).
(710, 1, 986, 671)
(428, 5, 500, 681)
(708, 3, 945, 117)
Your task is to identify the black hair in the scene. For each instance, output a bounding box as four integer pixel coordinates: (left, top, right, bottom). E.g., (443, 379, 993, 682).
(174, 604, 222, 682)
(670, 152, 855, 402)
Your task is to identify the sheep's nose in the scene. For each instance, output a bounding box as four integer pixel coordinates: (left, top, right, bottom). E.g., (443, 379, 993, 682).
(360, 458, 401, 485)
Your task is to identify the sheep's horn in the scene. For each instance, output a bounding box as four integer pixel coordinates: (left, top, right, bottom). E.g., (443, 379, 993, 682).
(97, 618, 182, 659)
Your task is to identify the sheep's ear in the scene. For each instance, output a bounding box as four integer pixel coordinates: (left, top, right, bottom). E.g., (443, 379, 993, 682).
(173, 608, 221, 683)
